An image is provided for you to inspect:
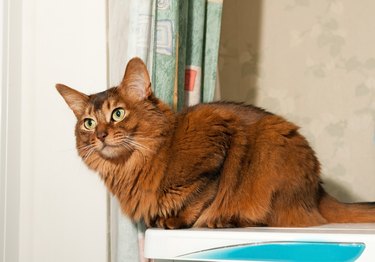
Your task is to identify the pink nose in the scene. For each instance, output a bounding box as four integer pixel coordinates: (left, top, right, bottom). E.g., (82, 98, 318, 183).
(96, 131, 108, 142)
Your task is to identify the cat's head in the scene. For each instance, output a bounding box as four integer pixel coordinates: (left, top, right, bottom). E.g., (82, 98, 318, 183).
(56, 58, 170, 167)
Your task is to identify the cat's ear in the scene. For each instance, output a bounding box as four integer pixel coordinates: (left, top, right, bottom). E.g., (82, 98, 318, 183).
(120, 57, 152, 101)
(56, 84, 89, 118)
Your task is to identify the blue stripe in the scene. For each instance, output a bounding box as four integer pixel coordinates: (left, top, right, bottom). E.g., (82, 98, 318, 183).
(181, 241, 365, 261)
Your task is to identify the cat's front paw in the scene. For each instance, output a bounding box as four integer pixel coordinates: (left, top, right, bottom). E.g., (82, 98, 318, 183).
(193, 213, 237, 228)
(155, 216, 187, 229)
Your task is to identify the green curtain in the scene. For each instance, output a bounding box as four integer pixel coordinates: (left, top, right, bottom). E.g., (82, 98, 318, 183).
(153, 0, 223, 109)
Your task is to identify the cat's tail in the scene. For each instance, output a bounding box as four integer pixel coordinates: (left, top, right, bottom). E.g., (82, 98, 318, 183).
(319, 191, 375, 223)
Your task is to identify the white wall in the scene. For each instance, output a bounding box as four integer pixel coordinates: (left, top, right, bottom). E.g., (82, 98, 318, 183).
(2, 0, 109, 261)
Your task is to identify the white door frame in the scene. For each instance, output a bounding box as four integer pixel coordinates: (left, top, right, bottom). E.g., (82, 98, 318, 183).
(1, 0, 23, 261)
(1, 0, 109, 261)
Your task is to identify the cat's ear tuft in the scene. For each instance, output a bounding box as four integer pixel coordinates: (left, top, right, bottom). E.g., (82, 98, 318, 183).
(56, 83, 89, 118)
(120, 57, 152, 101)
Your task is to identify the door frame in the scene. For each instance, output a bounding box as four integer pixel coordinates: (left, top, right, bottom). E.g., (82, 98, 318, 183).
(0, 0, 23, 261)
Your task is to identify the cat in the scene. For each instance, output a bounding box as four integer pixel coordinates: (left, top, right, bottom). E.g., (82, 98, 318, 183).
(56, 57, 375, 229)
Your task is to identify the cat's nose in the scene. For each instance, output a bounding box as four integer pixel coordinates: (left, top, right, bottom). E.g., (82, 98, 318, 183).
(96, 131, 108, 142)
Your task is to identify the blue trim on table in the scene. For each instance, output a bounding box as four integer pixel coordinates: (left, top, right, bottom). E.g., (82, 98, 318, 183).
(180, 241, 365, 261)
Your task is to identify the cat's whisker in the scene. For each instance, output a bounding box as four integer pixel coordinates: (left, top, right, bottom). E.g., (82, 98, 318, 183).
(77, 144, 95, 151)
(81, 147, 91, 159)
(127, 139, 154, 153)
(113, 133, 127, 139)
(124, 135, 154, 147)
(119, 141, 133, 152)
(118, 139, 150, 161)
(119, 141, 147, 160)
(81, 148, 93, 157)
(131, 132, 164, 140)
(120, 141, 140, 152)
(78, 144, 97, 162)
(83, 147, 96, 162)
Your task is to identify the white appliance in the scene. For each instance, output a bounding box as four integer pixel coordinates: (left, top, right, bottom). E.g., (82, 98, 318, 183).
(145, 224, 375, 261)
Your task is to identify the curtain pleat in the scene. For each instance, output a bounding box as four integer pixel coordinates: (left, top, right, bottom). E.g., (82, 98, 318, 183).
(153, 0, 223, 108)
(203, 0, 223, 103)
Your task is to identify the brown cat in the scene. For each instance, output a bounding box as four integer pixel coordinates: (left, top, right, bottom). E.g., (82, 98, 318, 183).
(56, 57, 375, 229)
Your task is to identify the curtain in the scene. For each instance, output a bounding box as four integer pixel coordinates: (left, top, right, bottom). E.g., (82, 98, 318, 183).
(153, 0, 223, 109)
(108, 0, 223, 261)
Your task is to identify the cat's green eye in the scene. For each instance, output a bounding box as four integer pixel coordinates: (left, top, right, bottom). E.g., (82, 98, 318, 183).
(83, 118, 97, 130)
(112, 108, 126, 122)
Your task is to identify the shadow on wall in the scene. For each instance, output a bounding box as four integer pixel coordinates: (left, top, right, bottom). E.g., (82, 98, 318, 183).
(218, 0, 262, 104)
(323, 179, 363, 203)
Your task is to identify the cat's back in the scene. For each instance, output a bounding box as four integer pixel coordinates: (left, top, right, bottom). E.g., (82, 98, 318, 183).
(179, 101, 271, 128)
(174, 101, 302, 150)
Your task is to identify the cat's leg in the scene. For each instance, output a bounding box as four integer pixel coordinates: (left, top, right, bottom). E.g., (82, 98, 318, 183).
(194, 115, 309, 228)
(268, 194, 327, 227)
(193, 159, 278, 228)
(251, 115, 326, 227)
(193, 125, 279, 228)
(155, 204, 204, 229)
(155, 185, 216, 229)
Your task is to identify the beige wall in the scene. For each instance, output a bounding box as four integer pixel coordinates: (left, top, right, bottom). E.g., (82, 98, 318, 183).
(219, 0, 375, 202)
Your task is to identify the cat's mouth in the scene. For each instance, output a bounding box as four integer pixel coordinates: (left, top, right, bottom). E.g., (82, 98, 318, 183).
(99, 143, 122, 158)
(99, 142, 134, 159)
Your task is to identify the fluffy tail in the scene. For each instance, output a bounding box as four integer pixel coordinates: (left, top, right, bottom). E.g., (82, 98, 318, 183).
(319, 191, 375, 223)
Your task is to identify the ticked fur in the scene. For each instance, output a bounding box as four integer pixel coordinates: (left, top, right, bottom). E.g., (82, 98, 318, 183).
(56, 57, 375, 229)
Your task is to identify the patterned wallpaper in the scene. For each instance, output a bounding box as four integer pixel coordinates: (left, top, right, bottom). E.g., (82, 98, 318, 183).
(218, 0, 375, 202)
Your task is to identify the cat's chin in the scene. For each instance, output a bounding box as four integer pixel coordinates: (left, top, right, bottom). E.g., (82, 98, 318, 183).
(99, 145, 123, 159)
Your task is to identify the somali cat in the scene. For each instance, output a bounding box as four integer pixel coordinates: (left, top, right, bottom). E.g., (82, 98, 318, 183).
(56, 57, 375, 229)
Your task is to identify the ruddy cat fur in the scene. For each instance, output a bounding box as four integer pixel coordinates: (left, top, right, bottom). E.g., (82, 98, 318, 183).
(56, 57, 375, 229)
